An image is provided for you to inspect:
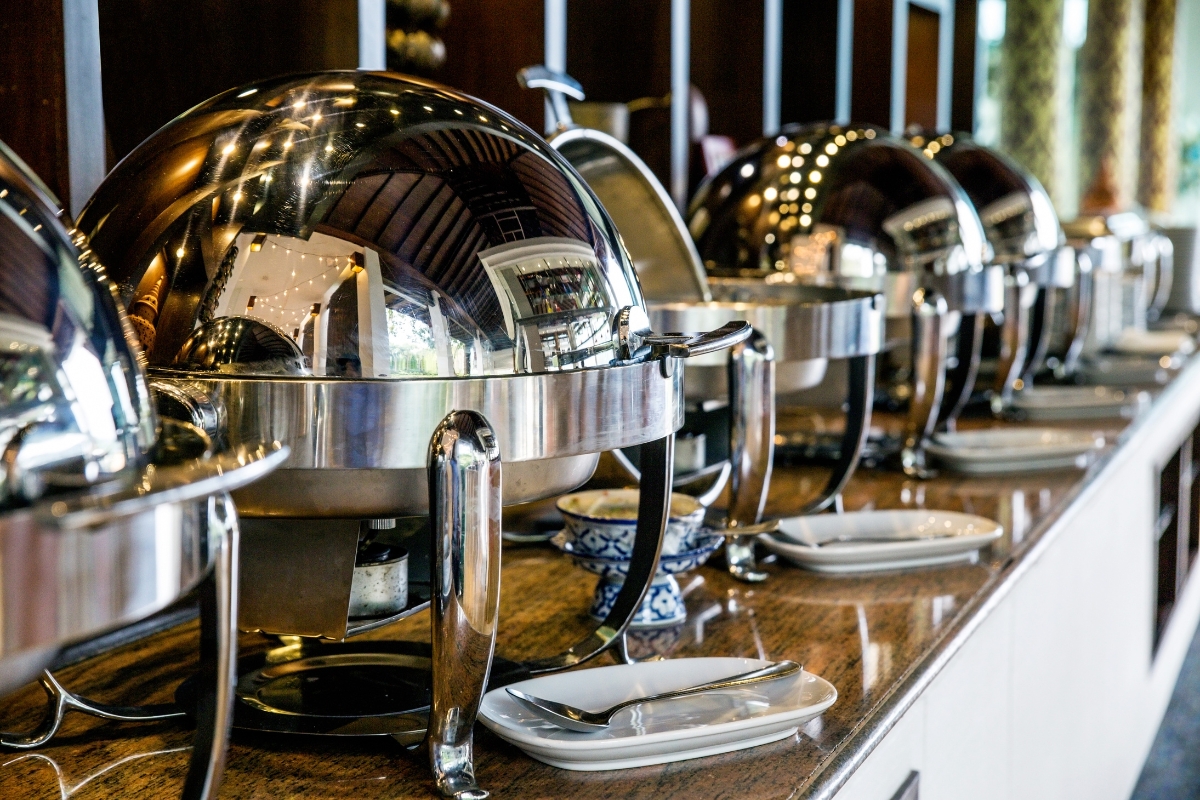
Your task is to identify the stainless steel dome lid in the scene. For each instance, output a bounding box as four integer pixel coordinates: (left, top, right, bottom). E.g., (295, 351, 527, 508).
(688, 123, 1000, 315)
(0, 141, 156, 507)
(915, 134, 1064, 272)
(78, 71, 655, 380)
(78, 73, 751, 517)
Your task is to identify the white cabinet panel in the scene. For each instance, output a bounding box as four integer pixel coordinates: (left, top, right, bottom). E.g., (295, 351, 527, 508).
(829, 700, 925, 800)
(921, 601, 1013, 800)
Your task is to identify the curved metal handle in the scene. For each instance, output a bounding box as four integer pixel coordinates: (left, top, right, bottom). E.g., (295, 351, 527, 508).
(800, 354, 875, 514)
(1062, 250, 1094, 376)
(940, 312, 983, 429)
(723, 330, 774, 583)
(427, 411, 502, 800)
(0, 670, 184, 750)
(645, 321, 752, 359)
(517, 65, 583, 135)
(1149, 233, 1174, 318)
(1021, 286, 1053, 385)
(994, 275, 1037, 406)
(516, 66, 585, 100)
(902, 289, 947, 478)
(38, 443, 288, 530)
(523, 434, 673, 674)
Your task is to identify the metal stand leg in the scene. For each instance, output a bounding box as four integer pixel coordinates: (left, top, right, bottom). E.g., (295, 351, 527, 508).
(427, 412, 501, 800)
(800, 354, 875, 514)
(902, 290, 947, 478)
(181, 493, 239, 800)
(522, 434, 674, 674)
(0, 494, 240, 800)
(939, 313, 983, 429)
(723, 331, 775, 583)
(1021, 286, 1053, 385)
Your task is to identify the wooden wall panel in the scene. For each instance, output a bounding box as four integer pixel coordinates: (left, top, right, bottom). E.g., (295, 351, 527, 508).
(780, 0, 839, 126)
(0, 0, 71, 206)
(692, 0, 764, 146)
(950, 0, 978, 132)
(905, 5, 940, 131)
(438, 0, 543, 132)
(97, 0, 358, 163)
(850, 0, 894, 127)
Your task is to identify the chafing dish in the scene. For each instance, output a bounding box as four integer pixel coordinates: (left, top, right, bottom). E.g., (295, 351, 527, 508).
(0, 142, 286, 800)
(913, 133, 1067, 409)
(519, 67, 884, 582)
(689, 123, 1001, 476)
(77, 71, 748, 798)
(1059, 212, 1175, 374)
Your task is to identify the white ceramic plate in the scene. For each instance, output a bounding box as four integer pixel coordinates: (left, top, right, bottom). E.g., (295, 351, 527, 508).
(1079, 354, 1177, 386)
(1009, 385, 1148, 421)
(925, 427, 1104, 474)
(1113, 328, 1196, 356)
(478, 658, 836, 770)
(759, 510, 1003, 573)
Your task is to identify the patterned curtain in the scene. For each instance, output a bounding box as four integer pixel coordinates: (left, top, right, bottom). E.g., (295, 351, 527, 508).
(1137, 0, 1177, 212)
(1078, 0, 1135, 212)
(1001, 0, 1064, 199)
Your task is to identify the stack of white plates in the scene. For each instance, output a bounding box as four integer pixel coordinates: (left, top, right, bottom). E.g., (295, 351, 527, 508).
(1112, 328, 1196, 356)
(479, 658, 836, 770)
(758, 510, 1003, 573)
(1009, 385, 1148, 421)
(925, 427, 1105, 474)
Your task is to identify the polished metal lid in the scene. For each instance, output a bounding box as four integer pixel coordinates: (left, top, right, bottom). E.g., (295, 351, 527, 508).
(687, 123, 994, 310)
(78, 71, 654, 380)
(0, 142, 156, 507)
(914, 134, 1063, 267)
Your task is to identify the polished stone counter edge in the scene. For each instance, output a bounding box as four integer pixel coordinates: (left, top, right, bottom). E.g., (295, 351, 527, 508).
(799, 361, 1200, 800)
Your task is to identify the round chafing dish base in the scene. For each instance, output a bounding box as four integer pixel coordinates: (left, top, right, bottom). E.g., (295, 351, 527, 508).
(178, 640, 528, 739)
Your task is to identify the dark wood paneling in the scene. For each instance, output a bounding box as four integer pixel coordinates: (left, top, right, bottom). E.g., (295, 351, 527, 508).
(566, 0, 672, 103)
(97, 0, 358, 163)
(0, 0, 70, 206)
(851, 0, 894, 126)
(438, 0, 543, 132)
(692, 0, 764, 146)
(780, 0, 840, 125)
(905, 4, 940, 131)
(951, 0, 978, 131)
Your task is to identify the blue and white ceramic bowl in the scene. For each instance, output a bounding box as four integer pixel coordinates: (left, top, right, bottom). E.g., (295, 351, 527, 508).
(556, 489, 706, 558)
(552, 532, 724, 628)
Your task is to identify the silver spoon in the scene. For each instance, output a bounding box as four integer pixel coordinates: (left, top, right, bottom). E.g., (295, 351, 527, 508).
(505, 660, 802, 733)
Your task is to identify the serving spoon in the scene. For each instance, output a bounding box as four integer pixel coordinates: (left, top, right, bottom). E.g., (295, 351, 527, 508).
(505, 660, 801, 732)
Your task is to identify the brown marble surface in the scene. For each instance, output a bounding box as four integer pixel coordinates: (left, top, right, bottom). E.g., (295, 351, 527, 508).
(0, 413, 1125, 799)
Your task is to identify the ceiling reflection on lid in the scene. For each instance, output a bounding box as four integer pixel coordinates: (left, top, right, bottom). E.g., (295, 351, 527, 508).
(77, 72, 649, 380)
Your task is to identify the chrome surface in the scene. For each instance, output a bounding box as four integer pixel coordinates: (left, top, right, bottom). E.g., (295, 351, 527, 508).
(0, 141, 155, 508)
(921, 135, 1062, 273)
(0, 493, 241, 800)
(504, 659, 801, 732)
(723, 331, 774, 583)
(647, 284, 884, 368)
(427, 411, 501, 800)
(161, 360, 680, 517)
(79, 72, 653, 382)
(920, 135, 1063, 403)
(0, 439, 285, 696)
(902, 290, 948, 477)
(550, 128, 710, 302)
(689, 123, 999, 316)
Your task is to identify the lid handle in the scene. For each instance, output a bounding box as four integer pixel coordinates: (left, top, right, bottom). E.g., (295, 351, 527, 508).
(517, 65, 584, 135)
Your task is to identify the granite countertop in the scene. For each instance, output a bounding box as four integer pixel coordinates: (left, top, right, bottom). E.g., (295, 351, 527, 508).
(0, 400, 1144, 798)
